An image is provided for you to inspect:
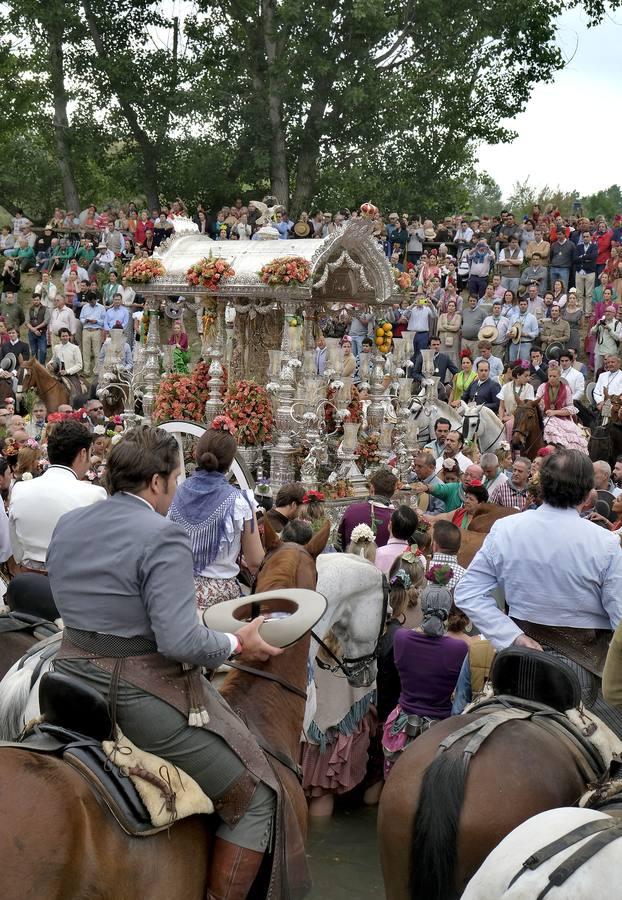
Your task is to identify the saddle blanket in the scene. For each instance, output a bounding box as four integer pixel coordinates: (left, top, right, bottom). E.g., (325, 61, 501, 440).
(103, 728, 214, 828)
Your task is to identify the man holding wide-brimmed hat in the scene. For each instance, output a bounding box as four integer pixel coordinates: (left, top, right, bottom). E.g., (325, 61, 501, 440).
(506, 297, 539, 363)
(479, 300, 510, 359)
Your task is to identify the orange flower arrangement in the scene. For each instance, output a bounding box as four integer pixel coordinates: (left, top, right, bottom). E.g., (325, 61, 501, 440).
(123, 257, 165, 283)
(259, 256, 310, 286)
(186, 255, 235, 290)
(393, 267, 412, 294)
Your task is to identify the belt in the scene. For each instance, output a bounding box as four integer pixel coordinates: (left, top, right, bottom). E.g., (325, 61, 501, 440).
(65, 627, 158, 657)
(20, 559, 47, 573)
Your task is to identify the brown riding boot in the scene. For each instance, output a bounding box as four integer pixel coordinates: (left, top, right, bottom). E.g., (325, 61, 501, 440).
(206, 836, 265, 900)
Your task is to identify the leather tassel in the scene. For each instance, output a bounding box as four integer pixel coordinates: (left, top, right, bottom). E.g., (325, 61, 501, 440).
(185, 666, 210, 728)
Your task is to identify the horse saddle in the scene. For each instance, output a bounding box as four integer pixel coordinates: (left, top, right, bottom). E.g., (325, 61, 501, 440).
(11, 672, 156, 836)
(6, 573, 60, 622)
(491, 647, 582, 713)
(0, 610, 60, 641)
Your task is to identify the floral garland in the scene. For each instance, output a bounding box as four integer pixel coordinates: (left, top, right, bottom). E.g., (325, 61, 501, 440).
(123, 257, 166, 283)
(393, 267, 413, 294)
(259, 256, 311, 287)
(186, 255, 235, 291)
(223, 380, 274, 445)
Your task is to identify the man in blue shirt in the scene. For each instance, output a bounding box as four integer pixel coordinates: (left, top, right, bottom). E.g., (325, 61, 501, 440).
(103, 294, 130, 335)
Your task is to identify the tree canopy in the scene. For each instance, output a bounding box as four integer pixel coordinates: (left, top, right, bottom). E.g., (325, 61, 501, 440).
(1, 0, 619, 219)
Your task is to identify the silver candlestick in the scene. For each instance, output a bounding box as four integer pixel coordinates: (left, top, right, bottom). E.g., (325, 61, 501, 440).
(140, 302, 162, 422)
(204, 299, 227, 425)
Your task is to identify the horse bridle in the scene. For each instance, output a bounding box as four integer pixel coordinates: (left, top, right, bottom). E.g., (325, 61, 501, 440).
(461, 407, 506, 454)
(512, 407, 543, 457)
(313, 574, 390, 682)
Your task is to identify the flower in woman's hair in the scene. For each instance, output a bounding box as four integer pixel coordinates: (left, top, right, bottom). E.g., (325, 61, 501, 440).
(93, 424, 106, 435)
(25, 438, 39, 449)
(351, 523, 375, 544)
(211, 415, 237, 435)
(402, 547, 423, 564)
(303, 490, 325, 503)
(111, 433, 123, 446)
(390, 568, 412, 589)
(20, 472, 33, 481)
(426, 564, 453, 586)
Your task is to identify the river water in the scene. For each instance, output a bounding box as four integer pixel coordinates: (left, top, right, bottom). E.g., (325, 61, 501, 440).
(307, 802, 384, 899)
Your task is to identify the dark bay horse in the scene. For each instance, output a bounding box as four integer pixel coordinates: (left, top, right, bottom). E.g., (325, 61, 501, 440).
(378, 710, 589, 900)
(510, 400, 544, 459)
(0, 523, 329, 900)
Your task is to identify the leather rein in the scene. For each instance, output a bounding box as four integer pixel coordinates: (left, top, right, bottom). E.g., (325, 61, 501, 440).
(313, 573, 390, 681)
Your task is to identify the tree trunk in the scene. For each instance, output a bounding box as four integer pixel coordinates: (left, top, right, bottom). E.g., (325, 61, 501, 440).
(81, 0, 160, 209)
(46, 23, 80, 213)
(261, 0, 289, 205)
(290, 88, 333, 217)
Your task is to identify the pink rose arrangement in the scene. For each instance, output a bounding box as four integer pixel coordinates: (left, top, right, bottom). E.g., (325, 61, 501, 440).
(223, 380, 274, 445)
(186, 255, 235, 291)
(259, 256, 310, 286)
(123, 257, 165, 283)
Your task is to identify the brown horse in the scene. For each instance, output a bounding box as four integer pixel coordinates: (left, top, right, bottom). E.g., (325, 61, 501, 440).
(21, 358, 71, 412)
(378, 709, 589, 900)
(510, 399, 544, 460)
(468, 503, 519, 534)
(0, 523, 329, 900)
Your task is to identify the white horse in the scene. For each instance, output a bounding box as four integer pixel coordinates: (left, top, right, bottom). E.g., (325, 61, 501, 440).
(463, 806, 622, 898)
(409, 396, 462, 444)
(461, 403, 506, 452)
(0, 553, 386, 741)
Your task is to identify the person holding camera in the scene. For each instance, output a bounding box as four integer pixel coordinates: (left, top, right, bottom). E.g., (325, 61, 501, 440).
(591, 304, 622, 372)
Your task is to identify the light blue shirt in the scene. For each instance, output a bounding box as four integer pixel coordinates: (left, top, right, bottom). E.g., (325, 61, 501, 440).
(104, 305, 130, 331)
(98, 340, 133, 369)
(506, 309, 539, 340)
(473, 354, 503, 381)
(455, 504, 622, 649)
(79, 302, 106, 329)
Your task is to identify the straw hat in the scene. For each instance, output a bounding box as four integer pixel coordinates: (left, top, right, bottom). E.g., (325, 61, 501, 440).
(508, 322, 523, 344)
(478, 324, 499, 343)
(293, 221, 311, 237)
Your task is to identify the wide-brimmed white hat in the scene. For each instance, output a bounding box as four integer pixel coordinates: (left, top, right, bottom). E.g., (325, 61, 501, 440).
(202, 588, 327, 648)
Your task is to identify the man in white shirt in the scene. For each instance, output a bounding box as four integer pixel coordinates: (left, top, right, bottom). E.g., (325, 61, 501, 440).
(49, 327, 83, 375)
(455, 449, 622, 733)
(9, 420, 106, 570)
(49, 297, 76, 337)
(559, 350, 585, 401)
(434, 430, 472, 474)
(593, 355, 622, 410)
(33, 272, 58, 309)
(480, 451, 508, 495)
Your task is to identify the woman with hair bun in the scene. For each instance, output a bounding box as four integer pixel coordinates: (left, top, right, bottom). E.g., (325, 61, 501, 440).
(381, 566, 468, 773)
(168, 416, 264, 609)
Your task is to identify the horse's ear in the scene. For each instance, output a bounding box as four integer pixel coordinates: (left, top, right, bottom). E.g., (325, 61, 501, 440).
(305, 520, 330, 560)
(262, 515, 281, 552)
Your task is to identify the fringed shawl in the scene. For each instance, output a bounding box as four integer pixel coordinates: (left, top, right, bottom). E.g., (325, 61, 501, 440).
(168, 469, 253, 575)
